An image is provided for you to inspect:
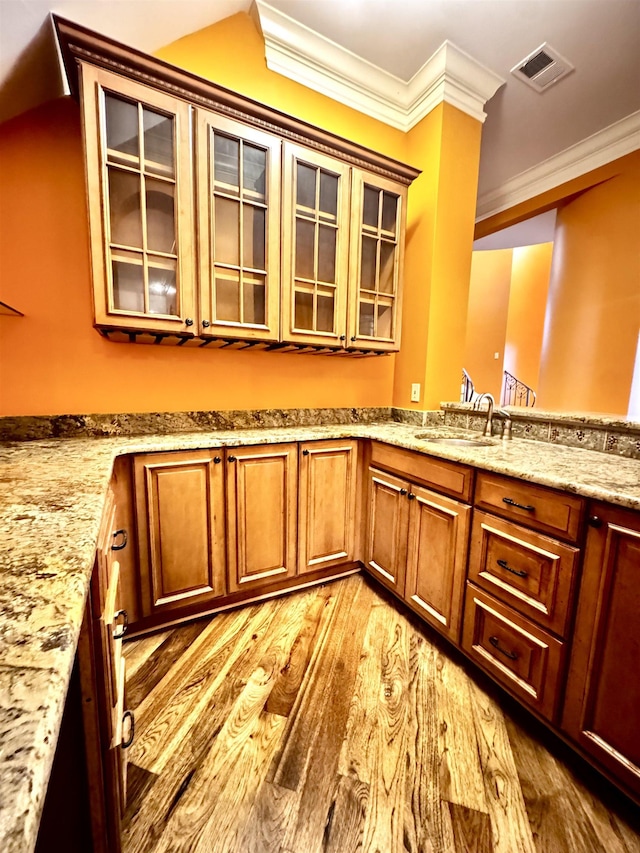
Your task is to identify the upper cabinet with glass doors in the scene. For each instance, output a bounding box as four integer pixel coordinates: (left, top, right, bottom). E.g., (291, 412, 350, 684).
(349, 171, 407, 351)
(196, 111, 281, 340)
(80, 64, 195, 333)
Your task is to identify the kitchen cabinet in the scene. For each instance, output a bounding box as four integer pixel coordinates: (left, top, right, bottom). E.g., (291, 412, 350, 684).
(196, 109, 281, 341)
(79, 62, 196, 334)
(365, 442, 472, 643)
(562, 503, 640, 800)
(298, 439, 359, 574)
(226, 443, 298, 593)
(78, 484, 133, 853)
(133, 450, 227, 617)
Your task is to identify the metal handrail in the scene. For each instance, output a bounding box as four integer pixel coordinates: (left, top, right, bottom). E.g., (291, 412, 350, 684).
(502, 371, 536, 407)
(461, 369, 475, 402)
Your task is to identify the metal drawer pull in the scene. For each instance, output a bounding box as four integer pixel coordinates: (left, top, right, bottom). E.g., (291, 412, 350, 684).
(502, 497, 535, 512)
(399, 488, 407, 496)
(489, 635, 519, 661)
(121, 710, 135, 748)
(408, 493, 416, 500)
(497, 559, 528, 579)
(113, 609, 128, 639)
(111, 529, 127, 551)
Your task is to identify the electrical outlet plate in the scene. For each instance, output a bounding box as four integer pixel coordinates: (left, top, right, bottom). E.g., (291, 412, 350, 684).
(411, 383, 420, 402)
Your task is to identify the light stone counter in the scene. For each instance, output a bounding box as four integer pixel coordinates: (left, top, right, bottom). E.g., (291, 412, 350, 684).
(1, 422, 640, 852)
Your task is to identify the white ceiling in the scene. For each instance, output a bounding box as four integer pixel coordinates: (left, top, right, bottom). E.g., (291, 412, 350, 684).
(1, 0, 639, 218)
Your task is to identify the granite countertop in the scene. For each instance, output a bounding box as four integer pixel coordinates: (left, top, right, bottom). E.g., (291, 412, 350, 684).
(2, 421, 640, 852)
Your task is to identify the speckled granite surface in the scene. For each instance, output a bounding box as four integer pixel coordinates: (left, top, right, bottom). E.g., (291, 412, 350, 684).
(1, 421, 640, 852)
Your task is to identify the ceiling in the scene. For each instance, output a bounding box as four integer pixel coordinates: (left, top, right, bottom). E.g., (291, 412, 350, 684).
(1, 0, 639, 221)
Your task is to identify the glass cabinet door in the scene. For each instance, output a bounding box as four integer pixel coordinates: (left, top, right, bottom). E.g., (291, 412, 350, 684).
(196, 112, 281, 340)
(282, 143, 350, 345)
(80, 63, 195, 333)
(349, 171, 407, 351)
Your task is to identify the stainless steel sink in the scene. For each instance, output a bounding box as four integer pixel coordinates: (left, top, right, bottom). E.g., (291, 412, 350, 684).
(415, 433, 495, 448)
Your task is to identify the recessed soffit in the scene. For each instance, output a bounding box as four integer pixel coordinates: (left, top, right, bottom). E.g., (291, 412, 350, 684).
(251, 0, 505, 130)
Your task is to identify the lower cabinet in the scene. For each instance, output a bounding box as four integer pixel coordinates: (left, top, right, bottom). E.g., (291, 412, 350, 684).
(365, 463, 471, 644)
(226, 443, 298, 592)
(298, 439, 359, 574)
(562, 503, 640, 800)
(133, 450, 226, 616)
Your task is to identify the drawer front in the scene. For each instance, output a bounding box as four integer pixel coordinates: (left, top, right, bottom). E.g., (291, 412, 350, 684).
(468, 511, 580, 636)
(475, 472, 584, 542)
(461, 584, 565, 722)
(370, 441, 473, 502)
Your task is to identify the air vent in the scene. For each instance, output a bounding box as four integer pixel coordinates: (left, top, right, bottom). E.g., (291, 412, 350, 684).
(511, 43, 574, 92)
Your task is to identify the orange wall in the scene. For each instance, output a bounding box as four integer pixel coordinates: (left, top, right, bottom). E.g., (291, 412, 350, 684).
(464, 249, 513, 399)
(0, 13, 411, 417)
(537, 153, 640, 413)
(504, 243, 553, 394)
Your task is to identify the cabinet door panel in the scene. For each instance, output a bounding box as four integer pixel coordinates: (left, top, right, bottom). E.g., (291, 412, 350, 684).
(298, 440, 358, 573)
(80, 63, 195, 333)
(405, 485, 470, 644)
(196, 110, 281, 340)
(365, 467, 410, 594)
(134, 451, 226, 615)
(562, 505, 640, 798)
(226, 444, 298, 592)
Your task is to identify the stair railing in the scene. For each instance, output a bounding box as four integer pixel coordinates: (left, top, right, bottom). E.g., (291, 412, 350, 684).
(502, 371, 536, 407)
(461, 369, 475, 402)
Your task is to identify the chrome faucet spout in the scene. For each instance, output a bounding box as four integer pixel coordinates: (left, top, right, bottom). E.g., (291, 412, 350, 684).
(474, 392, 495, 437)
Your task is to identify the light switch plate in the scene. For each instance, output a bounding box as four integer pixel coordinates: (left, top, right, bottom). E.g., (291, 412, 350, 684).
(411, 383, 421, 402)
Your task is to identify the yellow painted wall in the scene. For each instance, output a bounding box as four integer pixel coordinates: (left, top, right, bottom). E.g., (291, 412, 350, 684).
(504, 243, 553, 394)
(537, 155, 640, 414)
(464, 249, 513, 399)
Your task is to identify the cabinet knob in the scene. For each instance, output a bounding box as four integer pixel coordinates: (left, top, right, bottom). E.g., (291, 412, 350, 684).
(302, 449, 310, 456)
(228, 455, 237, 462)
(351, 336, 357, 342)
(588, 515, 603, 528)
(121, 710, 135, 749)
(113, 609, 128, 640)
(339, 335, 346, 341)
(399, 488, 407, 496)
(202, 320, 211, 328)
(184, 318, 194, 327)
(408, 492, 416, 500)
(213, 456, 221, 464)
(111, 529, 127, 551)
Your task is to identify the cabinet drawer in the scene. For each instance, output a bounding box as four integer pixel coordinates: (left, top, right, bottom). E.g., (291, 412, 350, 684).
(370, 441, 473, 502)
(475, 472, 584, 542)
(461, 584, 565, 722)
(468, 511, 580, 636)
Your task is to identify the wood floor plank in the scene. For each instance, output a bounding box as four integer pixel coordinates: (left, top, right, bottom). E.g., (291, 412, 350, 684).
(322, 774, 370, 853)
(122, 630, 170, 680)
(449, 803, 494, 853)
(504, 715, 636, 853)
(232, 781, 299, 853)
(435, 651, 488, 815)
(125, 620, 208, 710)
(469, 680, 537, 853)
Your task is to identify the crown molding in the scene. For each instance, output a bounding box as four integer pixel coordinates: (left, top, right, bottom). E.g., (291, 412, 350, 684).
(251, 0, 504, 131)
(476, 110, 640, 221)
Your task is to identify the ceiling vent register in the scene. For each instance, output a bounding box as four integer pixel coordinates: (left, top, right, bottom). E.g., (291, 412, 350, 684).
(511, 42, 574, 92)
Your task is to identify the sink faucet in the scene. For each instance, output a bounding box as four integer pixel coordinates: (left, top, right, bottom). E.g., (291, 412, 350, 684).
(474, 393, 495, 436)
(474, 393, 512, 439)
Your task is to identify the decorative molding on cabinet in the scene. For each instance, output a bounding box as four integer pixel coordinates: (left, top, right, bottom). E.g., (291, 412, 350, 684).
(252, 0, 505, 131)
(476, 109, 640, 220)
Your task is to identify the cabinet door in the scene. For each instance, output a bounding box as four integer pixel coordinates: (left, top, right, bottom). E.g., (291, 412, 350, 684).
(282, 142, 351, 345)
(226, 444, 298, 592)
(133, 450, 226, 616)
(365, 467, 410, 595)
(196, 110, 281, 340)
(404, 485, 471, 644)
(348, 171, 407, 351)
(298, 439, 358, 574)
(562, 504, 640, 799)
(80, 63, 195, 334)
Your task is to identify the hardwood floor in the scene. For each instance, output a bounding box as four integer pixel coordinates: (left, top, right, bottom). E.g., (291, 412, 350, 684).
(122, 575, 640, 853)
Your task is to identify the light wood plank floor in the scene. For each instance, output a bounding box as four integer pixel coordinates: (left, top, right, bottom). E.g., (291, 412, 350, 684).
(122, 575, 640, 853)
